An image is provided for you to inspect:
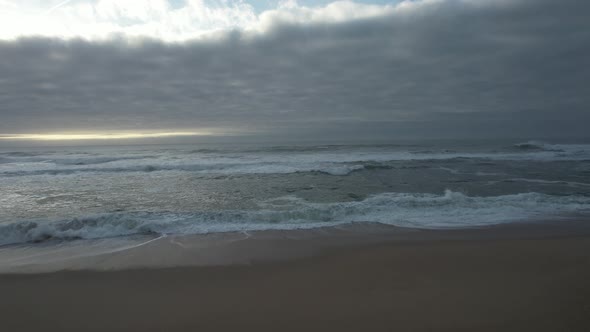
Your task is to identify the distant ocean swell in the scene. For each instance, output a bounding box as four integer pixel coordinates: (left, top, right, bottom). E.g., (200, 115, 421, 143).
(1, 143, 589, 177)
(1, 190, 588, 246)
(0, 163, 366, 177)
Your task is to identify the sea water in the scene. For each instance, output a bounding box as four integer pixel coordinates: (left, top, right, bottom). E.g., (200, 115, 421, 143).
(1, 139, 590, 246)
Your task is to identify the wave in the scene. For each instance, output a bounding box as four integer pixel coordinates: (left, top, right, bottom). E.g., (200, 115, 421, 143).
(436, 167, 503, 176)
(0, 154, 157, 166)
(1, 190, 588, 246)
(0, 151, 51, 157)
(50, 156, 157, 166)
(188, 148, 222, 154)
(189, 144, 415, 154)
(514, 141, 590, 153)
(2, 142, 590, 178)
(1, 152, 585, 178)
(0, 162, 366, 177)
(514, 140, 551, 150)
(496, 178, 590, 187)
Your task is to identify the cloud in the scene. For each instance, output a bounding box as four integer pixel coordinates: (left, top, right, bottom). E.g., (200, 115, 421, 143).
(0, 0, 258, 40)
(0, 0, 400, 41)
(0, 0, 588, 140)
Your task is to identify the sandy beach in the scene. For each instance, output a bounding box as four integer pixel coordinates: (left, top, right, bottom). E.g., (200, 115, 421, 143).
(1, 220, 590, 331)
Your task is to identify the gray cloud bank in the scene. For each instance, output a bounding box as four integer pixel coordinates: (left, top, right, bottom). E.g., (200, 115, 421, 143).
(0, 0, 588, 141)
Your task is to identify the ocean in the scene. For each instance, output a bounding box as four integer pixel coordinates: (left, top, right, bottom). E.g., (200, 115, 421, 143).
(1, 139, 590, 247)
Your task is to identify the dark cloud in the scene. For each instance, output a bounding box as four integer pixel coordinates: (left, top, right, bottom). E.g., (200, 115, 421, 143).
(0, 0, 588, 141)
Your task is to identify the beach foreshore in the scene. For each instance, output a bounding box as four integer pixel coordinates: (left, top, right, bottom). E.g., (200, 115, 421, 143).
(1, 220, 590, 331)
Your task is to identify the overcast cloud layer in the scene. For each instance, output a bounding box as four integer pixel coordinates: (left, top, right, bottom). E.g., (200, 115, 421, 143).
(0, 0, 588, 141)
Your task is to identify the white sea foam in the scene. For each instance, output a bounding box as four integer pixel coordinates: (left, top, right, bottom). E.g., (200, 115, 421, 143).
(1, 190, 588, 246)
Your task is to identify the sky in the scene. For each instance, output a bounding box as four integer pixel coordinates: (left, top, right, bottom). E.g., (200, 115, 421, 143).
(0, 0, 588, 143)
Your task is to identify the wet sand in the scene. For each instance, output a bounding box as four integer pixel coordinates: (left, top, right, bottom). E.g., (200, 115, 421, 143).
(1, 221, 590, 331)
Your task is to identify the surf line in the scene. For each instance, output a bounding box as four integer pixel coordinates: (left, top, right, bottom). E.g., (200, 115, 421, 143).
(104, 234, 168, 254)
(0, 234, 167, 265)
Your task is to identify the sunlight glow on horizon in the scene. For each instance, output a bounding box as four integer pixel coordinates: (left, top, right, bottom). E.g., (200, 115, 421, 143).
(0, 131, 211, 141)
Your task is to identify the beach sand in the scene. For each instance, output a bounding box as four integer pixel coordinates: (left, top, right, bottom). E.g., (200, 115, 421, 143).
(1, 221, 590, 331)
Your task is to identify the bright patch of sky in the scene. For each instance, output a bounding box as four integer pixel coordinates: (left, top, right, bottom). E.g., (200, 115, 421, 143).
(249, 0, 397, 12)
(0, 0, 404, 41)
(171, 0, 398, 13)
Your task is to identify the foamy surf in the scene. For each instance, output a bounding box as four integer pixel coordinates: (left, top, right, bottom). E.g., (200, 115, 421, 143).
(1, 141, 589, 250)
(1, 190, 588, 246)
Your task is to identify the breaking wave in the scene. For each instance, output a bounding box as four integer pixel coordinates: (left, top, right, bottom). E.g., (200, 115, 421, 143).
(514, 141, 590, 154)
(514, 140, 552, 150)
(0, 162, 366, 177)
(1, 190, 588, 246)
(50, 156, 157, 166)
(2, 142, 590, 178)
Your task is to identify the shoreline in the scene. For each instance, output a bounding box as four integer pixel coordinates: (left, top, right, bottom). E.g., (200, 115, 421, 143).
(2, 218, 590, 274)
(1, 219, 590, 331)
